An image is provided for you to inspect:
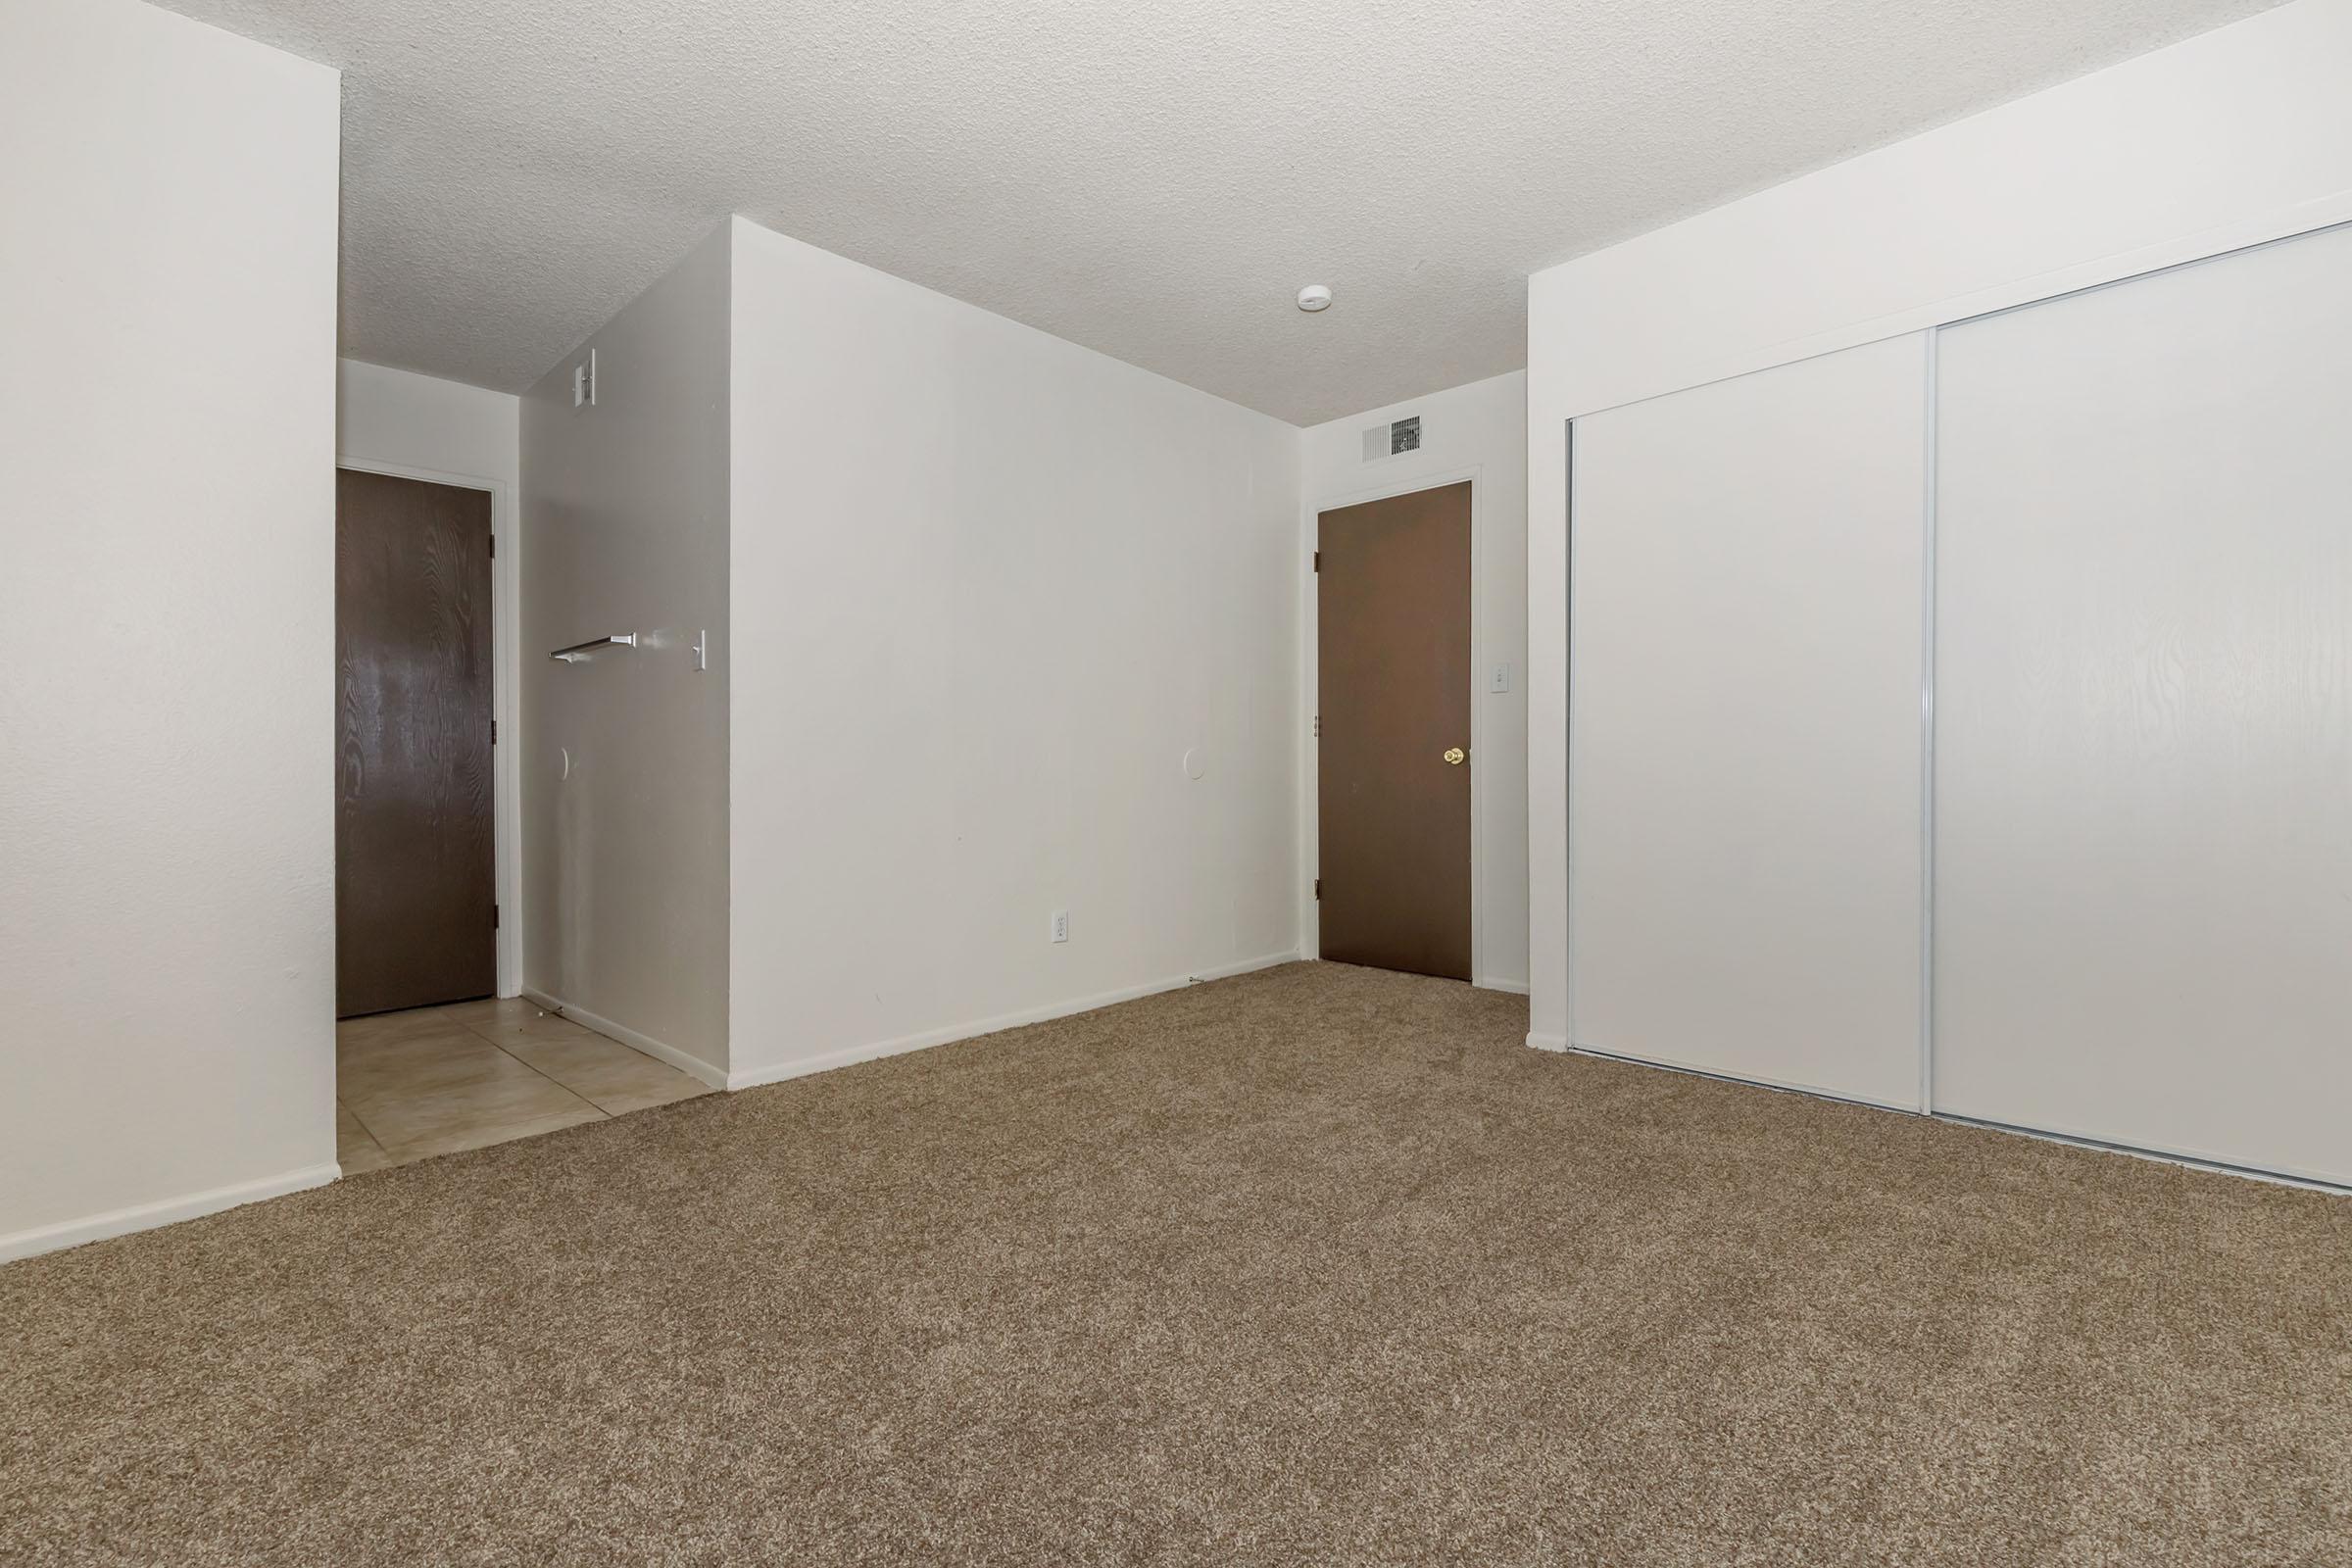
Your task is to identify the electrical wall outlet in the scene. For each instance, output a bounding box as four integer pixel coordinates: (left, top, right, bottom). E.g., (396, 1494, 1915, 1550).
(1051, 909, 1069, 944)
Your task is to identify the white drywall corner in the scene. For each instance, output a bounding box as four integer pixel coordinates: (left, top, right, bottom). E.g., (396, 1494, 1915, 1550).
(725, 217, 1300, 1082)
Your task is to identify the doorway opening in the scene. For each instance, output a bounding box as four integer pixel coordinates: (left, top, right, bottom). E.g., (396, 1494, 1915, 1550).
(331, 466, 709, 1170)
(1312, 479, 1475, 980)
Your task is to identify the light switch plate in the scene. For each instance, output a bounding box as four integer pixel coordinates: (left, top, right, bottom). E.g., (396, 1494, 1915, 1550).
(1491, 662, 1513, 694)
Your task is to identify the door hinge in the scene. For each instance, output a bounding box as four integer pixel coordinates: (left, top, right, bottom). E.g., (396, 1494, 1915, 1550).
(488, 534, 495, 559)
(1312, 714, 1321, 739)
(1313, 878, 1322, 900)
(492, 904, 500, 930)
(1312, 550, 1320, 572)
(490, 718, 498, 745)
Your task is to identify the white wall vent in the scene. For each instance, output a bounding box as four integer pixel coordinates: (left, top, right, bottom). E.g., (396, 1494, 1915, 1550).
(1362, 414, 1422, 462)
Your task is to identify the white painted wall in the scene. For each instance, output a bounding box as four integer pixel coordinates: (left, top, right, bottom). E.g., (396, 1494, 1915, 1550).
(1527, 0, 2352, 1048)
(0, 0, 341, 1258)
(336, 359, 526, 995)
(727, 218, 1299, 1087)
(1299, 372, 1528, 992)
(519, 226, 731, 1081)
(338, 359, 520, 492)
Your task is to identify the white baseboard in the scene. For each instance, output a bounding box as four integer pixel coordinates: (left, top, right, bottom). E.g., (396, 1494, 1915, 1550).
(0, 1162, 339, 1266)
(1936, 1112, 2352, 1196)
(1566, 1038, 1917, 1114)
(520, 987, 729, 1090)
(1526, 1030, 1570, 1053)
(1476, 976, 1531, 996)
(727, 951, 1301, 1092)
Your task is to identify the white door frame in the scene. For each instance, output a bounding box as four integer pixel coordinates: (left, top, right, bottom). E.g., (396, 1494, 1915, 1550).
(1298, 465, 1502, 987)
(334, 456, 521, 1001)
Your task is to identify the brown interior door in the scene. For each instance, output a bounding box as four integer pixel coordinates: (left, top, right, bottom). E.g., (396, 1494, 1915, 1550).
(1317, 480, 1474, 980)
(335, 468, 496, 1017)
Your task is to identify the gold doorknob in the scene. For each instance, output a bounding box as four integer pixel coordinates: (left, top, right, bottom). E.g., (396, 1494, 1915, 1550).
(1443, 747, 1466, 765)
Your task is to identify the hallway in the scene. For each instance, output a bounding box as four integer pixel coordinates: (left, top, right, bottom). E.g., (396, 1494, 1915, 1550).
(337, 998, 710, 1170)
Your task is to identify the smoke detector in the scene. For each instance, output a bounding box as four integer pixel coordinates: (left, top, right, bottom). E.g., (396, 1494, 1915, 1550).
(1296, 284, 1333, 313)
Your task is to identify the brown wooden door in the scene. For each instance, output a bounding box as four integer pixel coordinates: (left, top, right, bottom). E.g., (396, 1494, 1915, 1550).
(335, 469, 496, 1017)
(1316, 480, 1473, 980)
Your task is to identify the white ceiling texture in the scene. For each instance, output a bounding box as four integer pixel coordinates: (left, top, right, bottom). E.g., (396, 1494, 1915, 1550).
(158, 0, 2279, 423)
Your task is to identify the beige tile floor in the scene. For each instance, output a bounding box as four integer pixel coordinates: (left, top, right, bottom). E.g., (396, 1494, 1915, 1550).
(336, 997, 711, 1172)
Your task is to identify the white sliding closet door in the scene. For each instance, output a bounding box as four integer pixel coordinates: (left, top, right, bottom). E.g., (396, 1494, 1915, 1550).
(1569, 335, 1927, 1108)
(1936, 223, 2352, 1185)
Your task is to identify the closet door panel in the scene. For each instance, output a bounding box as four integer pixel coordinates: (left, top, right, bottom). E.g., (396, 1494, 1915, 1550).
(1935, 223, 2352, 1184)
(1569, 334, 1928, 1107)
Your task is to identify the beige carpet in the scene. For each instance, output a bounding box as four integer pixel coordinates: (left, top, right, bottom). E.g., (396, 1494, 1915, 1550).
(3, 962, 2347, 1565)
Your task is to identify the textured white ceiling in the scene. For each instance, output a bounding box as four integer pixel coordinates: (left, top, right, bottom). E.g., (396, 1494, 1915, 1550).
(158, 0, 2279, 423)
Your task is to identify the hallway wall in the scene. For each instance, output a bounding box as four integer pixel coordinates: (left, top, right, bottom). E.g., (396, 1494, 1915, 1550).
(727, 219, 1299, 1085)
(518, 227, 733, 1081)
(0, 0, 342, 1258)
(338, 359, 520, 494)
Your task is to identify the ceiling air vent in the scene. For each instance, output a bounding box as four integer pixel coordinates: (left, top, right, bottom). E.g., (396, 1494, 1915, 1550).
(1362, 414, 1423, 462)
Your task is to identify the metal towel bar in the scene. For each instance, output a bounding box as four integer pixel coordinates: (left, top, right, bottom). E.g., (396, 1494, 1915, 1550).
(550, 633, 638, 662)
